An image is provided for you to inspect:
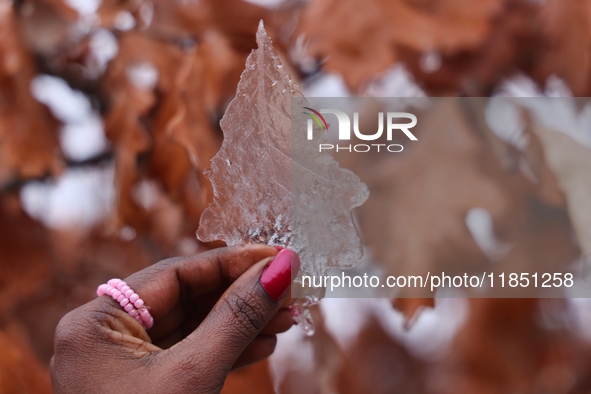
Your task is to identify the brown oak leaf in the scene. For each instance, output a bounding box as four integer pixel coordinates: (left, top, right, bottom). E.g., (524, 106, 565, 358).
(0, 1, 62, 186)
(296, 0, 506, 90)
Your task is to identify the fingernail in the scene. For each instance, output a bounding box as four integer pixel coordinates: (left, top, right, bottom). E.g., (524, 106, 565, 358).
(260, 249, 300, 302)
(273, 246, 285, 251)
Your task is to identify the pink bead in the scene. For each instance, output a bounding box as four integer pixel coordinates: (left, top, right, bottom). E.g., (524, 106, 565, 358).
(145, 317, 154, 329)
(98, 279, 154, 330)
(139, 308, 150, 319)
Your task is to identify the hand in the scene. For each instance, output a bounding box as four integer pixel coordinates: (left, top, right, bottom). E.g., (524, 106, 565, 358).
(50, 245, 300, 393)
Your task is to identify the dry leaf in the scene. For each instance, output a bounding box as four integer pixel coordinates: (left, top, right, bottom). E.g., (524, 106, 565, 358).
(221, 360, 275, 394)
(101, 32, 161, 230)
(336, 316, 425, 394)
(0, 194, 53, 318)
(355, 99, 531, 295)
(15, 0, 78, 58)
(533, 0, 591, 96)
(147, 0, 268, 53)
(441, 298, 586, 394)
(0, 1, 62, 186)
(102, 29, 242, 234)
(160, 32, 239, 215)
(0, 328, 52, 394)
(296, 0, 505, 90)
(399, 1, 539, 95)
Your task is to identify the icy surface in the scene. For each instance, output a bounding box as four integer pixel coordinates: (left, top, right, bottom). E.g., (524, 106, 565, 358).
(197, 20, 368, 286)
(197, 21, 296, 247)
(290, 95, 369, 276)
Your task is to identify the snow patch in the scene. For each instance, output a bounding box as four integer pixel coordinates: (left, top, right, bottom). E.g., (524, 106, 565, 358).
(113, 11, 136, 31)
(126, 62, 159, 90)
(465, 207, 513, 262)
(87, 29, 119, 79)
(30, 75, 109, 161)
(64, 0, 102, 15)
(20, 165, 115, 230)
(319, 297, 469, 360)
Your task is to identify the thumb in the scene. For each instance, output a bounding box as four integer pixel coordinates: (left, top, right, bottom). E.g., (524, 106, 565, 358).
(167, 248, 300, 382)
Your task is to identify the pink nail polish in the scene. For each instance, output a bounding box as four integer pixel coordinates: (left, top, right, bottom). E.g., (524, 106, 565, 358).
(260, 249, 300, 302)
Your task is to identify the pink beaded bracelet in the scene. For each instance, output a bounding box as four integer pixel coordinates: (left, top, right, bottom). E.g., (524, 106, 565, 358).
(97, 279, 154, 329)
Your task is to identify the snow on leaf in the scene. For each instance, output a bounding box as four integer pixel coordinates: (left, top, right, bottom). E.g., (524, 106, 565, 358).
(197, 20, 368, 278)
(527, 119, 591, 256)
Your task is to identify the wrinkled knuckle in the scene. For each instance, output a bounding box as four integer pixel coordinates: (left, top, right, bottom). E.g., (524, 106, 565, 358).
(226, 291, 268, 336)
(54, 313, 76, 350)
(54, 310, 90, 354)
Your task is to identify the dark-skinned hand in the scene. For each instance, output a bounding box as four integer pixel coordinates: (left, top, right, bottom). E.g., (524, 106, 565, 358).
(50, 245, 299, 393)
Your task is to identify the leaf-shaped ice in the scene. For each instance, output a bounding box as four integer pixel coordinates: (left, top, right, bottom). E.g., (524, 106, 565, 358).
(197, 20, 368, 280)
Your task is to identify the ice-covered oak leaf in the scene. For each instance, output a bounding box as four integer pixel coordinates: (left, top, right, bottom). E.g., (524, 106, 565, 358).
(197, 21, 368, 277)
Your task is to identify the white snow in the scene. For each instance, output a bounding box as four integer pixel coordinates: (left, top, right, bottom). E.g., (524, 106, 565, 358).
(31, 75, 92, 123)
(87, 29, 119, 78)
(113, 11, 136, 31)
(242, 0, 289, 8)
(30, 74, 109, 161)
(126, 62, 159, 90)
(132, 180, 159, 210)
(365, 64, 426, 98)
(20, 165, 115, 230)
(465, 207, 513, 262)
(63, 0, 102, 15)
(490, 74, 591, 150)
(304, 73, 351, 98)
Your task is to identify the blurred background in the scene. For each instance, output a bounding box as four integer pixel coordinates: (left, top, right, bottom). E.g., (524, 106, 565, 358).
(1, 0, 591, 392)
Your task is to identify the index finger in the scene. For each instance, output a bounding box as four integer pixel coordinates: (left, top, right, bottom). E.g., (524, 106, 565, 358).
(119, 245, 278, 319)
